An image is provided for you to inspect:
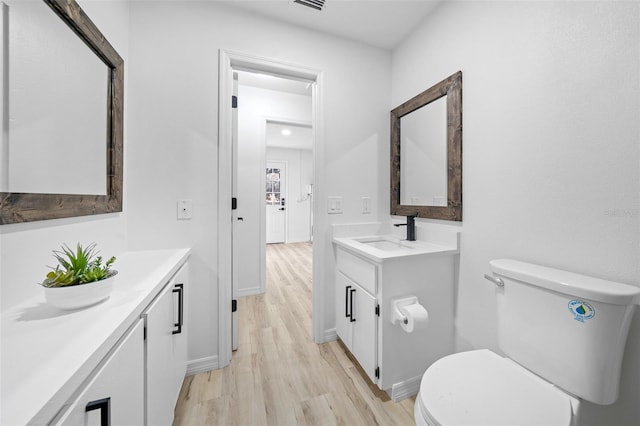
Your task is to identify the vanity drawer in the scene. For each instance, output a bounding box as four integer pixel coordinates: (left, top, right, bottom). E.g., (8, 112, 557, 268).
(336, 248, 376, 294)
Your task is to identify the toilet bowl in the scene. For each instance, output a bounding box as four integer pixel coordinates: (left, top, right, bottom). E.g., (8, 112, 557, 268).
(414, 350, 580, 426)
(414, 259, 640, 426)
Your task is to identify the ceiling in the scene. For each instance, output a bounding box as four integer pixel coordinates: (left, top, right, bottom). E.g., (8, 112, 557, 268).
(267, 122, 313, 150)
(217, 0, 443, 50)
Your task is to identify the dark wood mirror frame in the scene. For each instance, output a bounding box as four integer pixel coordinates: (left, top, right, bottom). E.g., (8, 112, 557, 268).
(0, 0, 124, 225)
(390, 71, 462, 221)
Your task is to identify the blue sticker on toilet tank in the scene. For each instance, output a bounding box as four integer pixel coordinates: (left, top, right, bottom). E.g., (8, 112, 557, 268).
(568, 300, 595, 322)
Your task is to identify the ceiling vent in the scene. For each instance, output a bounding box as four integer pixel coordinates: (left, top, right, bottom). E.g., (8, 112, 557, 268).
(293, 0, 326, 11)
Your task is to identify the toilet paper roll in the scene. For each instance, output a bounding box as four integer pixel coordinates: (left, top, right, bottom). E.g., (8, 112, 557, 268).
(399, 304, 429, 333)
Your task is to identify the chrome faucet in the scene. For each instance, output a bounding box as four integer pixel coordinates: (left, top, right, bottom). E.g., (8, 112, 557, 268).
(394, 215, 416, 241)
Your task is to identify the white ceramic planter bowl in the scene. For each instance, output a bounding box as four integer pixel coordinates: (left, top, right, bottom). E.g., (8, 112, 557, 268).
(44, 273, 117, 310)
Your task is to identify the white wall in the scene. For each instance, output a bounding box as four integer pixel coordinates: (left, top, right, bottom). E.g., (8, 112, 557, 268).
(267, 146, 313, 243)
(391, 1, 639, 423)
(126, 1, 390, 366)
(0, 0, 130, 310)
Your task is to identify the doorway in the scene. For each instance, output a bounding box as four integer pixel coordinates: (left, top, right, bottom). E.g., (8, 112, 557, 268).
(265, 121, 314, 246)
(218, 50, 326, 368)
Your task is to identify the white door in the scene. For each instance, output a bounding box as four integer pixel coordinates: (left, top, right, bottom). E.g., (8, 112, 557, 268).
(335, 272, 352, 345)
(266, 161, 286, 244)
(350, 282, 378, 384)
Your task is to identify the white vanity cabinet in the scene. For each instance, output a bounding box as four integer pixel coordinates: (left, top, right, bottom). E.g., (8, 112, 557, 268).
(335, 248, 378, 383)
(335, 271, 378, 382)
(333, 236, 457, 401)
(1, 249, 191, 426)
(144, 263, 188, 426)
(53, 320, 145, 425)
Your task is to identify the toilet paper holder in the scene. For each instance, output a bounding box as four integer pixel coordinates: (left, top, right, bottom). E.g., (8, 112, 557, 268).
(390, 296, 419, 325)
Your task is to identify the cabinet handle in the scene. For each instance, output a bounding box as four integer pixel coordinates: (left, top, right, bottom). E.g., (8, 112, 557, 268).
(172, 283, 184, 335)
(349, 288, 356, 322)
(345, 285, 352, 318)
(86, 397, 110, 426)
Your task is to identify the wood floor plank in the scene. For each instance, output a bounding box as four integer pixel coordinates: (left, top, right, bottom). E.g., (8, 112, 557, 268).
(174, 242, 416, 425)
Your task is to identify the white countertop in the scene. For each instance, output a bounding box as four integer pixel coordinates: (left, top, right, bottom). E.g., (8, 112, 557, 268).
(1, 248, 190, 426)
(333, 235, 458, 262)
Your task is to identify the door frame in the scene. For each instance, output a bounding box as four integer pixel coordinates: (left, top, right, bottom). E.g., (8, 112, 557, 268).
(218, 49, 326, 368)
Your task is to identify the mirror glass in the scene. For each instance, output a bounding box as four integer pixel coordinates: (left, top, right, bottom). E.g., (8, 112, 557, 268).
(390, 71, 462, 222)
(1, 0, 108, 195)
(0, 0, 123, 225)
(400, 96, 447, 207)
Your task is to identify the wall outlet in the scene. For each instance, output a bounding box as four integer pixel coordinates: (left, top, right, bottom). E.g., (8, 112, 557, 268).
(362, 197, 372, 214)
(327, 196, 343, 214)
(177, 199, 193, 220)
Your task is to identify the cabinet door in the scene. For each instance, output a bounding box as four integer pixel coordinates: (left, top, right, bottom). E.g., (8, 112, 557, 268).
(335, 272, 353, 346)
(144, 263, 188, 426)
(170, 265, 188, 402)
(53, 320, 145, 426)
(350, 282, 377, 383)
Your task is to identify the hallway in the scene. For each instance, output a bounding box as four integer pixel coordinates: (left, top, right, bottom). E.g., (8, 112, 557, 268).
(173, 242, 415, 425)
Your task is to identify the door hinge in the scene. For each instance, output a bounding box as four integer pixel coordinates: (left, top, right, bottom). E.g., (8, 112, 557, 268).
(232, 299, 237, 313)
(375, 304, 380, 316)
(232, 197, 237, 210)
(375, 366, 380, 379)
(232, 95, 238, 108)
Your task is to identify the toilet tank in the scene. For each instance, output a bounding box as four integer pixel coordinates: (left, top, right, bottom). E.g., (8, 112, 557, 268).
(490, 259, 640, 405)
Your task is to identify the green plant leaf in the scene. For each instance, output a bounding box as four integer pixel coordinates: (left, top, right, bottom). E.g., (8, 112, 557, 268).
(40, 242, 116, 287)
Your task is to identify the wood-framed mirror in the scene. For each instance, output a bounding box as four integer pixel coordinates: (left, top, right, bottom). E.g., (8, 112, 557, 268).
(0, 0, 124, 225)
(390, 71, 462, 221)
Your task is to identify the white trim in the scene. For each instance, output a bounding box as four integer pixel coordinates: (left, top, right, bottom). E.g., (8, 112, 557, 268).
(186, 356, 219, 376)
(311, 72, 326, 344)
(390, 374, 423, 402)
(324, 327, 338, 342)
(218, 50, 233, 369)
(218, 50, 327, 372)
(237, 286, 263, 297)
(264, 116, 313, 129)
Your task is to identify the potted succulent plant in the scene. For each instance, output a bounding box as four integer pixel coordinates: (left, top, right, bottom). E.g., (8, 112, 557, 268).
(40, 242, 117, 310)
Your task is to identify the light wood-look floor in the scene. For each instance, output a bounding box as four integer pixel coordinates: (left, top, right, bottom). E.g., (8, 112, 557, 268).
(174, 242, 416, 426)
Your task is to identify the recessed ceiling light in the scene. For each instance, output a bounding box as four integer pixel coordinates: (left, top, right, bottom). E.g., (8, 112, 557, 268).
(281, 129, 292, 136)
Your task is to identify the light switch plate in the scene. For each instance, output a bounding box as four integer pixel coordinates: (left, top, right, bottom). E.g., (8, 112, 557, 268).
(177, 199, 193, 220)
(362, 197, 372, 214)
(327, 196, 343, 214)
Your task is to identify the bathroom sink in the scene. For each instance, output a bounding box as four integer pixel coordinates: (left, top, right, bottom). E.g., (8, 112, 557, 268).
(353, 236, 413, 251)
(333, 234, 459, 262)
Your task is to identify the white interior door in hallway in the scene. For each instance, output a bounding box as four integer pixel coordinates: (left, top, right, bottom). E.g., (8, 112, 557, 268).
(266, 161, 286, 244)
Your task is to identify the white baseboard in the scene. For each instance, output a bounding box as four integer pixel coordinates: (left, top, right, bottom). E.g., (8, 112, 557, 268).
(186, 355, 219, 376)
(391, 375, 422, 402)
(237, 287, 263, 297)
(323, 328, 337, 343)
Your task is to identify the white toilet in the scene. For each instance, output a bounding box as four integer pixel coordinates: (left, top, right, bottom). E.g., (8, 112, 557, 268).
(414, 259, 640, 426)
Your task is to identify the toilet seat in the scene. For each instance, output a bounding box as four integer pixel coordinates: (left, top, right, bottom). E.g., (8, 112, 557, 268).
(416, 349, 577, 426)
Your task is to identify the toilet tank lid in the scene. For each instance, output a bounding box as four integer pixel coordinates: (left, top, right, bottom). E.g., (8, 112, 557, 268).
(490, 259, 640, 305)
